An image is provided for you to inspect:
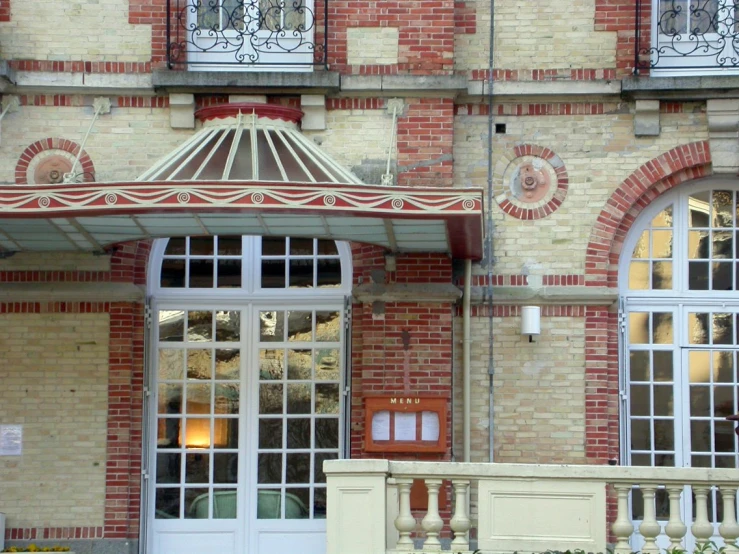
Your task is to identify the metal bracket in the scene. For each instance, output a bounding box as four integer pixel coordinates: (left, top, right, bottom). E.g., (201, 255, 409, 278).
(93, 96, 112, 115)
(0, 95, 19, 118)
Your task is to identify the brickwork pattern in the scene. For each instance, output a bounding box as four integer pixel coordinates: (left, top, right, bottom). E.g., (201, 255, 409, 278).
(585, 141, 712, 287)
(0, 0, 152, 62)
(328, 0, 455, 74)
(453, 107, 709, 275)
(0, 105, 191, 184)
(453, 315, 587, 464)
(346, 27, 399, 65)
(397, 98, 454, 187)
(0, 312, 110, 528)
(455, 0, 617, 72)
(15, 138, 95, 184)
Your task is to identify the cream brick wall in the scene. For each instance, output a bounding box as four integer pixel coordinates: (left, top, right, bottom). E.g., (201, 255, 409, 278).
(453, 315, 587, 463)
(0, 313, 109, 528)
(454, 105, 709, 274)
(0, 0, 151, 62)
(455, 0, 616, 71)
(0, 105, 193, 184)
(306, 109, 392, 177)
(347, 28, 400, 65)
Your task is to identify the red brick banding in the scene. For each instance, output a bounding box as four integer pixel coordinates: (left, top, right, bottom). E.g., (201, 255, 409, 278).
(0, 0, 9, 21)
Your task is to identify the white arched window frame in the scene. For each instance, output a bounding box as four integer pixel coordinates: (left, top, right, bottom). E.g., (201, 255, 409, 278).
(618, 177, 739, 545)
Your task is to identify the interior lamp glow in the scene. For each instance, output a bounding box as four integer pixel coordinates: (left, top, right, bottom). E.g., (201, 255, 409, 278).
(521, 306, 541, 342)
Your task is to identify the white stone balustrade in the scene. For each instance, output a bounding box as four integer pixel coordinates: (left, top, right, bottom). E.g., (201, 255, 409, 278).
(324, 460, 739, 554)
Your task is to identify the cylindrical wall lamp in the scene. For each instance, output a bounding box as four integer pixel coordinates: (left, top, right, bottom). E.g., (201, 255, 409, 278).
(521, 306, 541, 342)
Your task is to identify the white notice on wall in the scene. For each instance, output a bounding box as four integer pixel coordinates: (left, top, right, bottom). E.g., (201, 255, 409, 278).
(421, 411, 440, 441)
(371, 410, 390, 441)
(0, 424, 22, 456)
(394, 412, 416, 441)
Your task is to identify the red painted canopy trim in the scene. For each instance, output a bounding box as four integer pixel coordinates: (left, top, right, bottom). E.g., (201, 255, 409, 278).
(195, 103, 304, 124)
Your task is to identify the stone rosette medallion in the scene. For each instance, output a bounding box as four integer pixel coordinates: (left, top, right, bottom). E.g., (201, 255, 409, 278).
(493, 144, 568, 220)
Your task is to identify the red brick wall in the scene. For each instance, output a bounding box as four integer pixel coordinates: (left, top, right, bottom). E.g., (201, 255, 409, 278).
(328, 0, 455, 74)
(397, 98, 455, 187)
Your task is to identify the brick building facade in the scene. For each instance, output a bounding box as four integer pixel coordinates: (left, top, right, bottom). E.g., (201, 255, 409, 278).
(0, 0, 737, 552)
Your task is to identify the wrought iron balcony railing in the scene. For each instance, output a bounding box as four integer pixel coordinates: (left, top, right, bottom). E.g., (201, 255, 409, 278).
(166, 0, 328, 69)
(635, 0, 739, 74)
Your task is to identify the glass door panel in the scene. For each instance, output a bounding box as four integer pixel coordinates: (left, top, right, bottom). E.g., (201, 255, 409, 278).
(255, 308, 341, 521)
(154, 309, 243, 521)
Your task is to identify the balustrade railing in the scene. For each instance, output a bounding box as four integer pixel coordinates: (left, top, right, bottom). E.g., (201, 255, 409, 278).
(635, 0, 739, 74)
(165, 0, 328, 69)
(325, 460, 739, 554)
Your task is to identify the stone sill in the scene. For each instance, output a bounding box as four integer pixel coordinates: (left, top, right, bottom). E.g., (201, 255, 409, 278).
(153, 69, 341, 94)
(622, 75, 739, 100)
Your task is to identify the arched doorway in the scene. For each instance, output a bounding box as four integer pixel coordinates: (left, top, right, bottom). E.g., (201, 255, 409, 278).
(145, 235, 352, 554)
(620, 178, 739, 547)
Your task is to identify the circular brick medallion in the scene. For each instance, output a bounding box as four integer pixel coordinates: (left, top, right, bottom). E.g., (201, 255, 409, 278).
(16, 138, 95, 184)
(494, 145, 568, 220)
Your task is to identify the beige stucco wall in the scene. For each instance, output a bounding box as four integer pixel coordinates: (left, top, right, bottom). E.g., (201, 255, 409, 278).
(453, 315, 587, 464)
(0, 313, 109, 528)
(0, 0, 151, 62)
(453, 104, 709, 275)
(455, 0, 617, 71)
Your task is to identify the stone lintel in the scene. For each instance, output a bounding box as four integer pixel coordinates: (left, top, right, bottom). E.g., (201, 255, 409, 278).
(470, 285, 619, 307)
(634, 99, 660, 137)
(341, 74, 467, 96)
(622, 75, 739, 100)
(153, 70, 341, 94)
(469, 80, 621, 97)
(352, 283, 462, 303)
(0, 282, 145, 302)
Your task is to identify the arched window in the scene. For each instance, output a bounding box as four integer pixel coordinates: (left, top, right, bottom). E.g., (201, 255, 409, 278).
(620, 180, 739, 536)
(145, 235, 351, 554)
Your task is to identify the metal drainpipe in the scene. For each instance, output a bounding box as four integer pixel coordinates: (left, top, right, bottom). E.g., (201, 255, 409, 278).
(486, 0, 496, 463)
(463, 259, 472, 462)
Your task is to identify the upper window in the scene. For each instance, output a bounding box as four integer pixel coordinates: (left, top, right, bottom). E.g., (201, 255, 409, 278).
(168, 0, 323, 71)
(152, 236, 350, 296)
(625, 187, 739, 293)
(647, 0, 739, 75)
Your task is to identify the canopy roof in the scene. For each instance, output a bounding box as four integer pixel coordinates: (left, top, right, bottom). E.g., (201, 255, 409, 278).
(0, 103, 484, 259)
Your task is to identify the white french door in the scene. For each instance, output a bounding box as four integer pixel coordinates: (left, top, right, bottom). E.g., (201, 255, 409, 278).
(625, 304, 739, 549)
(147, 303, 343, 554)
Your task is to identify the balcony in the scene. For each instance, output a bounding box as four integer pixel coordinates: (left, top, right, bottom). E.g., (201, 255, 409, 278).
(635, 0, 739, 76)
(325, 460, 739, 553)
(165, 0, 328, 70)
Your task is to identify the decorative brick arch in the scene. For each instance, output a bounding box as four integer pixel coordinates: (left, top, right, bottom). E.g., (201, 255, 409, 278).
(15, 137, 95, 184)
(582, 141, 712, 464)
(585, 141, 712, 287)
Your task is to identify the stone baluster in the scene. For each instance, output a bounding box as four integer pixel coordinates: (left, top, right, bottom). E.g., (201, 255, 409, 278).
(421, 479, 444, 551)
(639, 485, 661, 554)
(664, 485, 687, 550)
(692, 485, 715, 548)
(719, 486, 739, 553)
(449, 479, 471, 550)
(394, 478, 416, 550)
(612, 484, 635, 554)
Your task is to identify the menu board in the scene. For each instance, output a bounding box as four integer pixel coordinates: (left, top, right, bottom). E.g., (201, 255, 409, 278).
(364, 396, 447, 453)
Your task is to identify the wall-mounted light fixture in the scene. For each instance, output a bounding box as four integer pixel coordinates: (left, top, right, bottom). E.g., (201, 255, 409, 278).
(521, 306, 541, 342)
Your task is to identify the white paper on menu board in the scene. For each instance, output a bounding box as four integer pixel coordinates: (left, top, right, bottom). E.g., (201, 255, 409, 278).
(394, 412, 416, 441)
(0, 424, 22, 456)
(421, 411, 440, 441)
(371, 410, 390, 441)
